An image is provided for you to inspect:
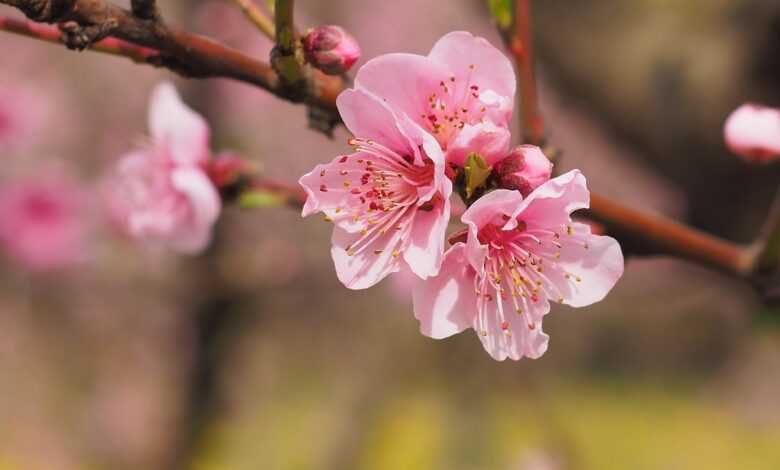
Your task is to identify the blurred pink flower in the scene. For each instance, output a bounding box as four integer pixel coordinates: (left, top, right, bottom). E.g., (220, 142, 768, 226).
(106, 83, 221, 254)
(413, 171, 624, 361)
(495, 145, 553, 196)
(303, 25, 361, 75)
(0, 85, 43, 152)
(299, 87, 452, 289)
(724, 103, 780, 163)
(0, 174, 87, 272)
(354, 31, 515, 167)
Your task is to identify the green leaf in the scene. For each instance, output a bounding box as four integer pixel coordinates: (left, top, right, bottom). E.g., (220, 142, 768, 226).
(464, 153, 492, 199)
(487, 0, 513, 30)
(238, 190, 285, 209)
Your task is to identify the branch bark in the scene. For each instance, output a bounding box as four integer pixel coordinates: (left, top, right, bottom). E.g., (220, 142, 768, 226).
(0, 0, 343, 129)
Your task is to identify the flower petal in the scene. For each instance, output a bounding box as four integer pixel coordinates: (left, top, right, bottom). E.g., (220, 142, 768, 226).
(298, 151, 374, 231)
(547, 223, 624, 307)
(148, 82, 211, 166)
(337, 87, 422, 157)
(353, 52, 450, 127)
(428, 31, 515, 116)
(472, 280, 550, 361)
(724, 103, 780, 163)
(412, 243, 477, 339)
(403, 194, 450, 279)
(510, 170, 589, 230)
(169, 167, 221, 254)
(330, 215, 408, 289)
(446, 121, 511, 167)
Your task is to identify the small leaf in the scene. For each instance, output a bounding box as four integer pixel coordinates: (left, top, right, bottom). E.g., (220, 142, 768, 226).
(238, 190, 285, 209)
(487, 0, 513, 30)
(464, 153, 492, 199)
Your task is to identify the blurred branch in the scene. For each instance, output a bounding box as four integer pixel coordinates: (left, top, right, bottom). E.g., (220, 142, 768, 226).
(0, 15, 157, 62)
(586, 194, 753, 276)
(230, 0, 274, 40)
(0, 0, 344, 133)
(509, 0, 544, 145)
(496, 0, 775, 284)
(130, 0, 157, 21)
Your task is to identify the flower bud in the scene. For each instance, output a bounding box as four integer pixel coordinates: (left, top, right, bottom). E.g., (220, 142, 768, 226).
(302, 25, 361, 75)
(495, 145, 552, 197)
(724, 103, 780, 163)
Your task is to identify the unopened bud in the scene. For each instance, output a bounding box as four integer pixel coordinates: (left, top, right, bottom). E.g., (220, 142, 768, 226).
(302, 25, 361, 75)
(495, 145, 552, 197)
(723, 103, 780, 163)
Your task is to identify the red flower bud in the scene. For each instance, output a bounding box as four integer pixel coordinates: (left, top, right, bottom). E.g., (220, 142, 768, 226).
(495, 145, 552, 197)
(302, 25, 361, 75)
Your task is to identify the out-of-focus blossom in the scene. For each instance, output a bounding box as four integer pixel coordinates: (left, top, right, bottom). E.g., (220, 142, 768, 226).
(413, 171, 624, 361)
(105, 83, 221, 254)
(353, 31, 515, 167)
(495, 145, 553, 196)
(0, 174, 87, 272)
(303, 25, 361, 75)
(724, 103, 780, 163)
(299, 87, 451, 289)
(0, 86, 43, 152)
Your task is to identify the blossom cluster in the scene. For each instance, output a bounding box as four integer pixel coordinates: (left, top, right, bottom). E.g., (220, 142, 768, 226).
(299, 32, 625, 361)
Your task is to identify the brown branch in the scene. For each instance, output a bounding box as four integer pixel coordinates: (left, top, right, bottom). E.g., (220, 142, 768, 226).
(0, 15, 158, 62)
(500, 0, 770, 281)
(587, 193, 753, 276)
(0, 0, 344, 130)
(510, 0, 544, 145)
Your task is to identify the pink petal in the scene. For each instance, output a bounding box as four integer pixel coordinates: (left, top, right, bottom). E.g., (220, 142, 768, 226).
(169, 167, 221, 254)
(330, 221, 407, 289)
(148, 82, 210, 166)
(724, 103, 780, 163)
(473, 285, 550, 361)
(353, 53, 450, 128)
(428, 31, 515, 118)
(446, 121, 511, 167)
(547, 223, 624, 308)
(298, 151, 375, 232)
(462, 188, 525, 233)
(412, 243, 477, 339)
(403, 194, 450, 279)
(510, 170, 589, 230)
(337, 87, 424, 157)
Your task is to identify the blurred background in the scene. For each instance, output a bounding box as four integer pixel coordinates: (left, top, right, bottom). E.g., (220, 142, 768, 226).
(1, 0, 780, 469)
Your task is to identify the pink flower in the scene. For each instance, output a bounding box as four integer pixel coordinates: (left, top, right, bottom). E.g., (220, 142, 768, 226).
(353, 31, 516, 168)
(303, 25, 361, 75)
(299, 87, 452, 289)
(724, 103, 780, 163)
(0, 175, 87, 272)
(106, 83, 221, 254)
(0, 85, 43, 152)
(495, 145, 553, 197)
(413, 171, 624, 361)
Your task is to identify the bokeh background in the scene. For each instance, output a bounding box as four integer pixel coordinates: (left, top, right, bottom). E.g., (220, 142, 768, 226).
(2, 1, 780, 469)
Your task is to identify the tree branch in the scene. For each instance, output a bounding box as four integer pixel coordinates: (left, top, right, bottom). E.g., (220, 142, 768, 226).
(0, 0, 344, 130)
(500, 0, 774, 282)
(230, 0, 274, 40)
(510, 0, 544, 145)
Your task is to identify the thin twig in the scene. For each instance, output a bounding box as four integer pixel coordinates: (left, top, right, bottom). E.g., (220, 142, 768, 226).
(230, 0, 274, 40)
(511, 0, 544, 145)
(0, 15, 158, 62)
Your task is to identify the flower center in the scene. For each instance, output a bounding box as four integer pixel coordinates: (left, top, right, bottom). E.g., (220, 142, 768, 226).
(418, 64, 489, 149)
